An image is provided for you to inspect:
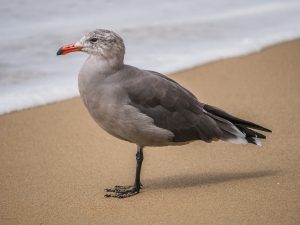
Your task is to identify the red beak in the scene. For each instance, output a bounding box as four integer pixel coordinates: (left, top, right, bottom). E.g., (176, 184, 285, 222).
(57, 43, 82, 55)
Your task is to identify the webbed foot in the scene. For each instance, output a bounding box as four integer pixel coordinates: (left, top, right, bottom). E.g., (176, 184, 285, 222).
(104, 185, 142, 198)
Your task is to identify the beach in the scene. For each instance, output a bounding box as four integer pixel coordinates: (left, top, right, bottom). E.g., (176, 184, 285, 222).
(2, 0, 300, 115)
(1, 39, 300, 225)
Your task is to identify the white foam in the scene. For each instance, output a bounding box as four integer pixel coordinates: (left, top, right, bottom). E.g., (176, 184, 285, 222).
(1, 0, 300, 115)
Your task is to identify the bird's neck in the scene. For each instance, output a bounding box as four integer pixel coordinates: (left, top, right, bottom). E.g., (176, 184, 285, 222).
(78, 54, 124, 101)
(89, 54, 124, 73)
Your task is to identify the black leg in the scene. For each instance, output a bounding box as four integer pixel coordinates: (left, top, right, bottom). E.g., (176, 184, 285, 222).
(134, 145, 143, 192)
(105, 145, 144, 198)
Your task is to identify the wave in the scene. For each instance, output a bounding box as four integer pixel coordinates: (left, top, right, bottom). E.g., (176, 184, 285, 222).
(0, 0, 300, 115)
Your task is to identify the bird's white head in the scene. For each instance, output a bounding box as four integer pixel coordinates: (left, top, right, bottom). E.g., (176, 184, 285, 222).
(57, 29, 125, 65)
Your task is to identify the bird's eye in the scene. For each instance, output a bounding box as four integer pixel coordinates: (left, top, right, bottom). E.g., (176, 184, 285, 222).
(90, 38, 98, 43)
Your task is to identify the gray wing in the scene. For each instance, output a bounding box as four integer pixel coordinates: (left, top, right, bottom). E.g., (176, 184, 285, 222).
(121, 66, 223, 143)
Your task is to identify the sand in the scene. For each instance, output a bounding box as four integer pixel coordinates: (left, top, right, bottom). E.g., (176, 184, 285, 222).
(1, 40, 300, 225)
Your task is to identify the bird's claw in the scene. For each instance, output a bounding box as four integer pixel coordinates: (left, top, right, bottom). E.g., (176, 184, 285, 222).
(104, 184, 142, 198)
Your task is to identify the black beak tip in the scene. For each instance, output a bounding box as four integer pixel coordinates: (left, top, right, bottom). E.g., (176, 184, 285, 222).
(56, 48, 63, 56)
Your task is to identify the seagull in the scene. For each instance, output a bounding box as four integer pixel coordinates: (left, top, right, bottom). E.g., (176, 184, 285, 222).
(57, 29, 271, 198)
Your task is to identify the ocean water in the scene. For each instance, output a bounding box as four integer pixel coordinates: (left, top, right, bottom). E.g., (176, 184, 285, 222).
(1, 0, 300, 115)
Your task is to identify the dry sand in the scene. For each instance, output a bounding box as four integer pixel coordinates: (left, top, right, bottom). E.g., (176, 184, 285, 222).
(1, 40, 300, 225)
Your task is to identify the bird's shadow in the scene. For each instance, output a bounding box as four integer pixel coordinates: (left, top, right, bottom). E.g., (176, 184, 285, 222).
(145, 170, 279, 190)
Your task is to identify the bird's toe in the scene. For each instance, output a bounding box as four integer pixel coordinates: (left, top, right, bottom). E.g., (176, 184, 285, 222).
(104, 185, 140, 198)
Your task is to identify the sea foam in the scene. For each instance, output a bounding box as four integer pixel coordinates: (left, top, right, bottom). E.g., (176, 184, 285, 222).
(1, 0, 300, 115)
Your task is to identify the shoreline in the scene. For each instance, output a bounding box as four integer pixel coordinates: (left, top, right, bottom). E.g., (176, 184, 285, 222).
(1, 38, 299, 117)
(1, 39, 300, 225)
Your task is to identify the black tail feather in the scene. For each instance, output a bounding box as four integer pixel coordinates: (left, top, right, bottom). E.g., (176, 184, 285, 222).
(204, 104, 271, 145)
(236, 125, 266, 145)
(203, 104, 272, 133)
(236, 125, 266, 139)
